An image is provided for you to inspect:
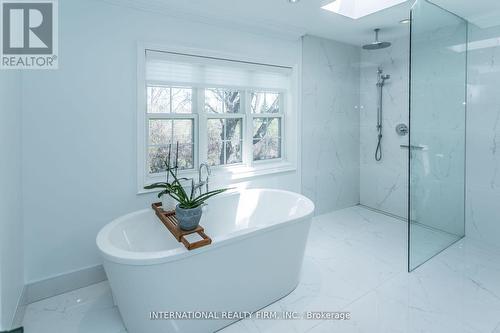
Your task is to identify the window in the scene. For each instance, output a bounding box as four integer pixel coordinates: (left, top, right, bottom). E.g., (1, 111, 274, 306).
(250, 92, 282, 161)
(207, 118, 243, 166)
(146, 86, 195, 173)
(205, 89, 243, 167)
(148, 119, 194, 172)
(140, 49, 294, 186)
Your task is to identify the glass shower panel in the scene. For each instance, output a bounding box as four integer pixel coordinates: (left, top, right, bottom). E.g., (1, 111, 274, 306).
(408, 0, 467, 271)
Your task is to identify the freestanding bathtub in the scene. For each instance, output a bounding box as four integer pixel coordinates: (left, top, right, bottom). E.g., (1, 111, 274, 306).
(97, 189, 314, 333)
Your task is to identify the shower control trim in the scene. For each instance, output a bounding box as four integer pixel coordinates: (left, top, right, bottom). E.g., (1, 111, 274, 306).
(396, 123, 408, 136)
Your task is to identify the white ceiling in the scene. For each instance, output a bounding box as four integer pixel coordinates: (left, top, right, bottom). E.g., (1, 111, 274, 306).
(103, 0, 500, 46)
(103, 0, 412, 45)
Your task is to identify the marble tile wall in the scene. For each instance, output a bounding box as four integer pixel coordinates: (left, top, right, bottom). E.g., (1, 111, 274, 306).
(466, 24, 500, 249)
(360, 25, 467, 237)
(359, 35, 409, 218)
(301, 35, 361, 215)
(304, 27, 500, 249)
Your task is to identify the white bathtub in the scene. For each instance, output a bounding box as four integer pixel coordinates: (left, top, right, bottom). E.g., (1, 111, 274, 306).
(97, 188, 314, 333)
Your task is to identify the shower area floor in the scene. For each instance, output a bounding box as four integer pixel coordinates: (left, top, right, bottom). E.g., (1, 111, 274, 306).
(360, 206, 464, 270)
(22, 206, 500, 333)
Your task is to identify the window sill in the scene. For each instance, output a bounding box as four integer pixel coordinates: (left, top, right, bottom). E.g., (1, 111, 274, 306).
(212, 161, 296, 181)
(138, 161, 296, 195)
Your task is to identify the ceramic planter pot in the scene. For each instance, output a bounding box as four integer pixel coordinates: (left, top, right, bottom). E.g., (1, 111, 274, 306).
(175, 204, 203, 231)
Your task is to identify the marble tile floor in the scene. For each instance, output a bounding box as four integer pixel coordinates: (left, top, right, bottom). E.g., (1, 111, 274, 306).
(22, 206, 500, 333)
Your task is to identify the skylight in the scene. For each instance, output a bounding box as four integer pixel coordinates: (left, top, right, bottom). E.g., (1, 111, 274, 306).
(321, 0, 407, 19)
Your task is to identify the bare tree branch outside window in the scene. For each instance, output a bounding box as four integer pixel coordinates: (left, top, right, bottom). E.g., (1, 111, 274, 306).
(206, 89, 242, 166)
(147, 86, 194, 173)
(251, 92, 281, 161)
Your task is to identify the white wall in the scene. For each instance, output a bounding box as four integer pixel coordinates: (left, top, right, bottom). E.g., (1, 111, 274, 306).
(301, 35, 360, 215)
(22, 0, 301, 284)
(359, 35, 409, 218)
(0, 71, 23, 330)
(467, 23, 500, 249)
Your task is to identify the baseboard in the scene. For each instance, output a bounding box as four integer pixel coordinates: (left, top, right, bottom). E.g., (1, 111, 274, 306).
(0, 327, 23, 333)
(21, 264, 107, 305)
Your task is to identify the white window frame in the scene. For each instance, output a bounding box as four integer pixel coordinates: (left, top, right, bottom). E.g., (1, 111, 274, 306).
(137, 44, 299, 193)
(248, 90, 285, 164)
(144, 84, 199, 181)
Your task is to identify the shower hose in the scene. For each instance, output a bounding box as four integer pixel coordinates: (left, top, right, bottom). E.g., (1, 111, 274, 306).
(375, 132, 382, 161)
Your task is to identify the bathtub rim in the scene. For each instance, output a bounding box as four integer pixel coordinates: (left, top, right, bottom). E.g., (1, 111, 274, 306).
(97, 188, 314, 266)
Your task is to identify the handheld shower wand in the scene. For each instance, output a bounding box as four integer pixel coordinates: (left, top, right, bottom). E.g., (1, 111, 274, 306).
(375, 68, 390, 161)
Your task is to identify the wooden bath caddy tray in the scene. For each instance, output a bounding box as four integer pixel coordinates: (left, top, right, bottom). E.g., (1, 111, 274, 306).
(152, 202, 212, 250)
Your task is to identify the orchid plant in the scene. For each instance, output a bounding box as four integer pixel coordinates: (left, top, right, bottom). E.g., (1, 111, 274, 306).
(144, 143, 228, 209)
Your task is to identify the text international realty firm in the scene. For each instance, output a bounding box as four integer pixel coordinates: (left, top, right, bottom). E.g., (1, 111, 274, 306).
(149, 311, 351, 321)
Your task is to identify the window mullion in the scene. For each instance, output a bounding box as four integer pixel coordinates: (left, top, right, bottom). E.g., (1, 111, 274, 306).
(280, 92, 285, 161)
(206, 113, 242, 119)
(252, 114, 283, 118)
(197, 88, 207, 167)
(223, 118, 227, 165)
(243, 90, 253, 167)
(169, 87, 174, 147)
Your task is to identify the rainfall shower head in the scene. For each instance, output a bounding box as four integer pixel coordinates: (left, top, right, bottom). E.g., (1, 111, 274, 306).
(363, 29, 392, 50)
